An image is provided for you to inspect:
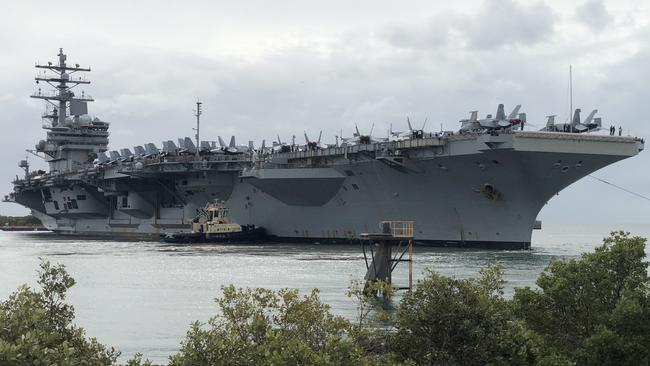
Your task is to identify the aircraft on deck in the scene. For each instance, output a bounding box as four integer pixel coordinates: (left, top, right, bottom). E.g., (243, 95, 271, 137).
(304, 131, 325, 150)
(217, 136, 253, 154)
(342, 124, 388, 145)
(541, 109, 602, 133)
(272, 135, 293, 153)
(459, 104, 525, 132)
(391, 117, 429, 139)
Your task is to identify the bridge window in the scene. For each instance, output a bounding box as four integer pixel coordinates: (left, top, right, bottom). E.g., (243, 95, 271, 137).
(351, 183, 360, 190)
(53, 201, 59, 210)
(77, 195, 86, 201)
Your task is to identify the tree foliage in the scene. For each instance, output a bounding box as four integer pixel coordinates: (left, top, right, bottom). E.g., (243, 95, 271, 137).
(0, 215, 42, 227)
(0, 260, 118, 365)
(2, 231, 649, 365)
(514, 231, 650, 365)
(390, 265, 541, 365)
(169, 285, 369, 366)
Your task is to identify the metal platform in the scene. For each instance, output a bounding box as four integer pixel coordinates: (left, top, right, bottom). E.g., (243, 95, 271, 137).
(360, 221, 414, 293)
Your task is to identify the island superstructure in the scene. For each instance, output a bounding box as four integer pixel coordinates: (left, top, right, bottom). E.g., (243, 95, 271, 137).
(5, 50, 644, 249)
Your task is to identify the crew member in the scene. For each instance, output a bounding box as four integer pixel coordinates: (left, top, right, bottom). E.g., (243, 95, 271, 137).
(619, 126, 623, 136)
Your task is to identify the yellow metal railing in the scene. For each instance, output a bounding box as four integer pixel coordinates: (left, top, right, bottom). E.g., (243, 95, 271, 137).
(387, 221, 414, 238)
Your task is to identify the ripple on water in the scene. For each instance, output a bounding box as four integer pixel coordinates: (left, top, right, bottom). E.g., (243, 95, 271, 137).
(1, 223, 649, 364)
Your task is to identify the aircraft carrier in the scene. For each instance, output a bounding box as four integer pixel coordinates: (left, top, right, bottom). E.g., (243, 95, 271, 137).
(4, 50, 644, 249)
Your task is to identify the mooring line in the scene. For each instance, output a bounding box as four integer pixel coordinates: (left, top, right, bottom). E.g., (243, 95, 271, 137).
(588, 174, 650, 202)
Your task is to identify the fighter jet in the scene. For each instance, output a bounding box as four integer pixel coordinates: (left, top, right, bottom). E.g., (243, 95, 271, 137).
(342, 124, 388, 145)
(94, 151, 110, 166)
(161, 140, 178, 156)
(272, 135, 292, 153)
(119, 148, 134, 162)
(390, 117, 429, 139)
(459, 111, 480, 132)
(541, 109, 602, 133)
(144, 143, 160, 158)
(479, 104, 523, 129)
(177, 137, 196, 155)
(217, 136, 252, 154)
(133, 145, 146, 157)
(304, 131, 325, 150)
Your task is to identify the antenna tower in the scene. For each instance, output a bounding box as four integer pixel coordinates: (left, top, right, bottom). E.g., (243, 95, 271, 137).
(193, 100, 202, 157)
(31, 48, 93, 127)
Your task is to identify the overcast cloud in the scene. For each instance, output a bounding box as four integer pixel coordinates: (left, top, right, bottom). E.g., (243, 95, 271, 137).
(1, 0, 649, 224)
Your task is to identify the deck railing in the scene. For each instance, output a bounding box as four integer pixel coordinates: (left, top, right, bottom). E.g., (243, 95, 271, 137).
(384, 221, 414, 238)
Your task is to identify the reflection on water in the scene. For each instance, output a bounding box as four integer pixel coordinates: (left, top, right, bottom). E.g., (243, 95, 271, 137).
(1, 224, 649, 364)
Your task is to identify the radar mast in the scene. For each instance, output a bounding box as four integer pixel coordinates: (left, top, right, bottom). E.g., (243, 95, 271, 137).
(29, 49, 109, 173)
(31, 48, 94, 127)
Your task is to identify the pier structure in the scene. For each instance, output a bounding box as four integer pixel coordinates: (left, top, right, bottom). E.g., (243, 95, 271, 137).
(360, 221, 414, 293)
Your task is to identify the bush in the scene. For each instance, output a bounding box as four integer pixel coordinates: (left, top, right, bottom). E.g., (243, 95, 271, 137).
(0, 215, 42, 227)
(0, 260, 119, 365)
(513, 231, 650, 365)
(169, 285, 368, 366)
(389, 265, 541, 365)
(2, 231, 648, 366)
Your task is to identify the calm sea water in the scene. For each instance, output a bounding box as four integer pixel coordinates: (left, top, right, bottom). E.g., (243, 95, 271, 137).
(1, 224, 649, 364)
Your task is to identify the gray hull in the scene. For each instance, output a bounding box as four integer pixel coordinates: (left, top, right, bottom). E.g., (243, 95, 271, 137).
(14, 132, 642, 249)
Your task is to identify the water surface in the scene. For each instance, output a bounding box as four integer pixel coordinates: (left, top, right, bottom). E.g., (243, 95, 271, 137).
(1, 223, 648, 363)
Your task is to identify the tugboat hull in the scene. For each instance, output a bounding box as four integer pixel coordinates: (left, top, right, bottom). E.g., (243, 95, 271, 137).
(161, 226, 266, 244)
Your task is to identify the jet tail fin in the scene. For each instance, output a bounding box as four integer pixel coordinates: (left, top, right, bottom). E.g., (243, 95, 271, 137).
(470, 111, 478, 121)
(229, 136, 236, 148)
(507, 104, 522, 120)
(184, 137, 196, 150)
(495, 104, 506, 120)
(571, 108, 582, 126)
(218, 136, 226, 148)
(546, 115, 556, 129)
(583, 109, 598, 125)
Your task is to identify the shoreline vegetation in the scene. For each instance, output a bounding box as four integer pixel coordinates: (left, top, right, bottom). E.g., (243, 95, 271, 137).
(1, 231, 649, 365)
(0, 215, 43, 228)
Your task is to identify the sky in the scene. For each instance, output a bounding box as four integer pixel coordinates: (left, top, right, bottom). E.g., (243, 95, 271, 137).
(0, 0, 649, 224)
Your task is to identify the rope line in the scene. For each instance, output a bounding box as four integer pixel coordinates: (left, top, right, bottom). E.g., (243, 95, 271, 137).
(588, 174, 650, 202)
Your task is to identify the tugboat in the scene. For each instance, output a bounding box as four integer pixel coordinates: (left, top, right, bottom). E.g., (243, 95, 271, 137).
(161, 201, 265, 243)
